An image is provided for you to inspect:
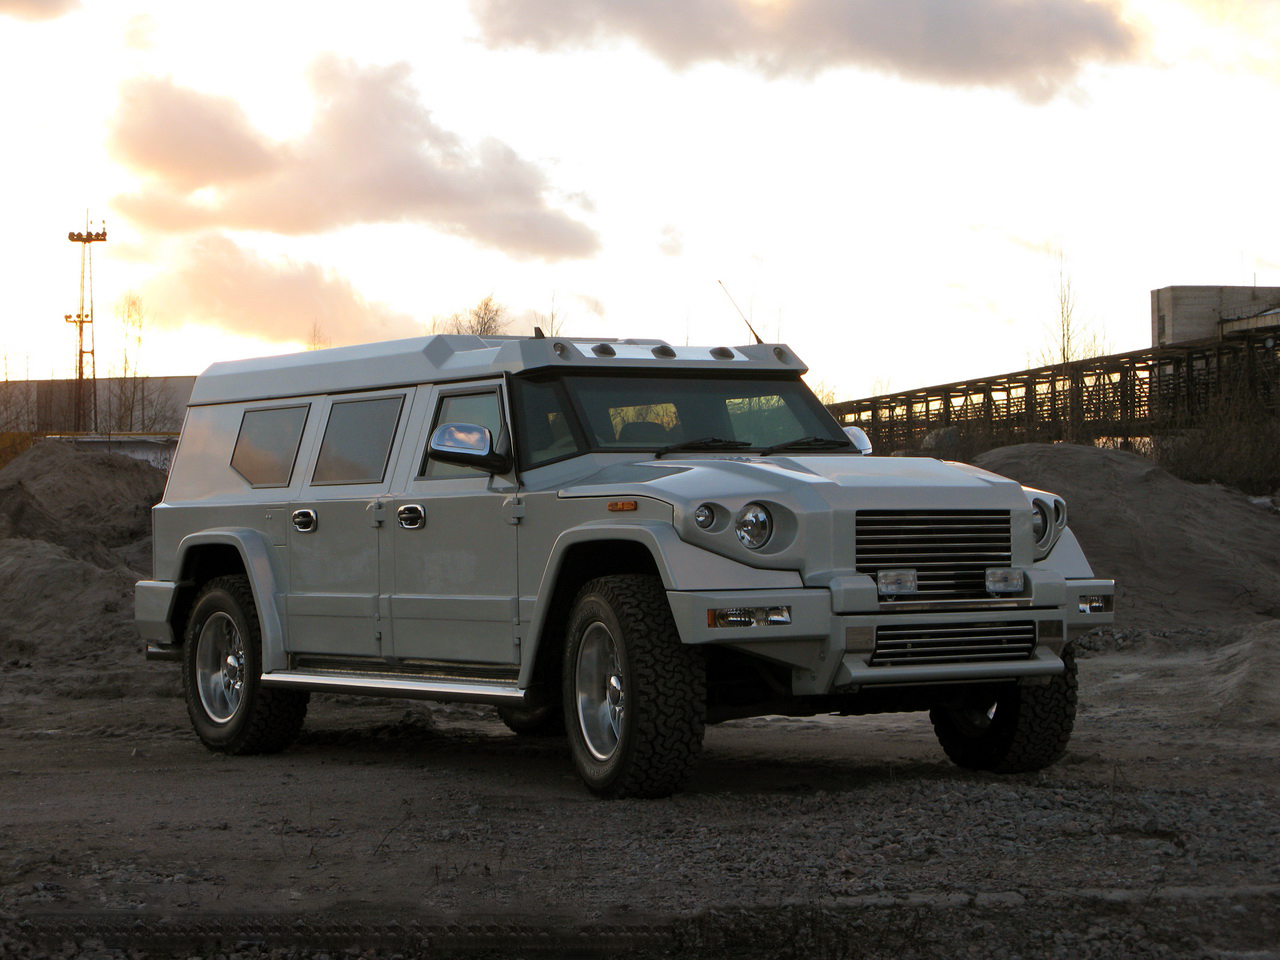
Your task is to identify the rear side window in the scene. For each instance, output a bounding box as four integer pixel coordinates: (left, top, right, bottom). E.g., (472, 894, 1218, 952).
(312, 396, 404, 485)
(230, 405, 309, 487)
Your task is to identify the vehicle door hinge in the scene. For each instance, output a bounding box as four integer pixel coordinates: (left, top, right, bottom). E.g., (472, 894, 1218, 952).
(502, 496, 525, 525)
(367, 500, 387, 527)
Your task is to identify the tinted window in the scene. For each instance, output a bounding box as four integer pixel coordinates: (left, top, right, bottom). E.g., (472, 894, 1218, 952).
(421, 392, 503, 479)
(512, 378, 583, 467)
(562, 375, 843, 449)
(230, 405, 309, 487)
(311, 396, 404, 485)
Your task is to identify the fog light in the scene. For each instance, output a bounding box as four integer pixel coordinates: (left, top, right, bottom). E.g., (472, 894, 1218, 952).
(877, 569, 918, 595)
(1078, 595, 1113, 614)
(708, 606, 792, 628)
(985, 568, 1025, 594)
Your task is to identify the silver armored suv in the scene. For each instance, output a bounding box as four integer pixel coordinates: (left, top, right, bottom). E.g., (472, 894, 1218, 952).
(137, 334, 1114, 798)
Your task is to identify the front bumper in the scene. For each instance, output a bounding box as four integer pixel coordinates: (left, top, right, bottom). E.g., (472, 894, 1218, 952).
(665, 575, 1113, 696)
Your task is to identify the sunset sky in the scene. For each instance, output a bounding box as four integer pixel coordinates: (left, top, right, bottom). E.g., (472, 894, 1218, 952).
(2, 0, 1277, 400)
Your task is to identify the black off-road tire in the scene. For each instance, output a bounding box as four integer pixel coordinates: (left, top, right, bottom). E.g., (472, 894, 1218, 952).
(182, 575, 309, 755)
(562, 575, 706, 799)
(930, 646, 1078, 773)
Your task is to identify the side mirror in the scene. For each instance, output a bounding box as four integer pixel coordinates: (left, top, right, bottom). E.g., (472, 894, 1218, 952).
(428, 422, 513, 474)
(843, 426, 873, 455)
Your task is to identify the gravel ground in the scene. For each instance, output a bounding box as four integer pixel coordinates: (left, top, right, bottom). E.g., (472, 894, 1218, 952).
(2, 444, 1278, 958)
(2, 629, 1278, 959)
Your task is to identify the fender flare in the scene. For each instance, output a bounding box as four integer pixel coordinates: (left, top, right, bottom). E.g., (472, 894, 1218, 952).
(176, 528, 289, 673)
(519, 521, 801, 688)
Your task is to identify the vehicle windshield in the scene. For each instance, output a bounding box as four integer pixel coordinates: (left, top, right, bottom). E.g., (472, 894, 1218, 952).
(512, 372, 850, 468)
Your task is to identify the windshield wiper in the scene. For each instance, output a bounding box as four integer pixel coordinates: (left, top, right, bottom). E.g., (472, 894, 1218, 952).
(655, 437, 752, 459)
(758, 436, 855, 456)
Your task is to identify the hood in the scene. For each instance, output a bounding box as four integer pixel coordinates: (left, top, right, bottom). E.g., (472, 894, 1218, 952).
(558, 454, 1030, 513)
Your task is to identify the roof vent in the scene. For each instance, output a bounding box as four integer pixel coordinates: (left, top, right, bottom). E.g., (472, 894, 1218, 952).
(553, 342, 570, 358)
(652, 345, 676, 359)
(710, 347, 734, 360)
(592, 343, 617, 357)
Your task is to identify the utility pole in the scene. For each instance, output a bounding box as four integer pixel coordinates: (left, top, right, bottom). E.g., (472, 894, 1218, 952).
(66, 215, 106, 433)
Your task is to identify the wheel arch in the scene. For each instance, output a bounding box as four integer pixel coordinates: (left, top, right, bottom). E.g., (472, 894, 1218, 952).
(519, 528, 666, 691)
(174, 528, 288, 673)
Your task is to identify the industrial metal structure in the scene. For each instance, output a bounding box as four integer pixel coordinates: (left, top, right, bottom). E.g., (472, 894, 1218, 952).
(64, 217, 107, 433)
(830, 287, 1280, 453)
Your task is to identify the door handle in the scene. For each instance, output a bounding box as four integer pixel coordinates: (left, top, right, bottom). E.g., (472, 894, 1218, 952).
(397, 504, 426, 530)
(291, 508, 318, 533)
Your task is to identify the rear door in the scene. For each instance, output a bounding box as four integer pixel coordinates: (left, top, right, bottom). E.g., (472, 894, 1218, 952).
(286, 391, 408, 659)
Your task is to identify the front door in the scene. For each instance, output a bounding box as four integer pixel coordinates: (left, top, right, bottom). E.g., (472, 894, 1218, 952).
(387, 385, 519, 666)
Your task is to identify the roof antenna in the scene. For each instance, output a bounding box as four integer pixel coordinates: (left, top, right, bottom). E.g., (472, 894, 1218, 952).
(533, 326, 546, 339)
(717, 279, 763, 344)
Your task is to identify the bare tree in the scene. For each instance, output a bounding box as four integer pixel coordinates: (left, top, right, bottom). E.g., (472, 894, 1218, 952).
(307, 320, 331, 351)
(97, 292, 180, 433)
(1038, 250, 1107, 367)
(532, 294, 568, 337)
(804, 377, 838, 406)
(101, 292, 147, 432)
(444, 295, 509, 337)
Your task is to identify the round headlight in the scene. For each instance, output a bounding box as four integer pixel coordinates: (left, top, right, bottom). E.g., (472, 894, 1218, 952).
(1031, 501, 1049, 544)
(693, 504, 715, 529)
(735, 502, 773, 549)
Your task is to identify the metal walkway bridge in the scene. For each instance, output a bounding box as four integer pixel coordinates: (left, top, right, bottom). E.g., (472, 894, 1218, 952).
(828, 327, 1280, 453)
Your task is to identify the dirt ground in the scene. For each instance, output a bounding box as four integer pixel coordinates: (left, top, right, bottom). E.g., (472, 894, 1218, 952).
(1, 442, 1278, 958)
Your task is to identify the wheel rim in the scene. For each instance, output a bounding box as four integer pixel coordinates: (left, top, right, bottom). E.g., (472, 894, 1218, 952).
(195, 611, 246, 725)
(575, 619, 625, 761)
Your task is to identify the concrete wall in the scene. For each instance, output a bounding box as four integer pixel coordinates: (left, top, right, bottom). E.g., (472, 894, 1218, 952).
(0, 376, 194, 435)
(1151, 286, 1280, 346)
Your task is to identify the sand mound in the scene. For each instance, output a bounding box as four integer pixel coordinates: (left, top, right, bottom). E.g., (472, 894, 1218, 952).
(0, 443, 166, 695)
(1206, 621, 1280, 726)
(0, 440, 166, 548)
(974, 443, 1280, 629)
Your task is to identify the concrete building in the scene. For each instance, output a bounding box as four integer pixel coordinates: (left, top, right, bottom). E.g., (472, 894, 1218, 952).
(1151, 286, 1280, 346)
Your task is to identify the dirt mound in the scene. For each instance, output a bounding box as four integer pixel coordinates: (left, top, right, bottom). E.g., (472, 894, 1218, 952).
(0, 442, 166, 693)
(0, 440, 166, 547)
(1206, 621, 1280, 726)
(974, 443, 1280, 629)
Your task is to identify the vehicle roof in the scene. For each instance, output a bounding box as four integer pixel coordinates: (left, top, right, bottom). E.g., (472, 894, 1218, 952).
(187, 335, 809, 405)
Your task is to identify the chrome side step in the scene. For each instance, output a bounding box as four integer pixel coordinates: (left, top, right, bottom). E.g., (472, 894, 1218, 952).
(261, 670, 524, 704)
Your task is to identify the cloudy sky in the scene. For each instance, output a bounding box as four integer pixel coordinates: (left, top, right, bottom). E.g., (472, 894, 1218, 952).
(2, 0, 1277, 399)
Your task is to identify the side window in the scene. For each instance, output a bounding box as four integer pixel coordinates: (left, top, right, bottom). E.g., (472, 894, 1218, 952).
(230, 404, 309, 487)
(421, 391, 503, 479)
(311, 395, 404, 485)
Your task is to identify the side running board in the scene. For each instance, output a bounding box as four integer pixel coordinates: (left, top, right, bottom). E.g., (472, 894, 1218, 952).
(261, 671, 523, 704)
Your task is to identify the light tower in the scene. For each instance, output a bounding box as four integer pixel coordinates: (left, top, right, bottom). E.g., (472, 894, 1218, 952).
(65, 216, 106, 433)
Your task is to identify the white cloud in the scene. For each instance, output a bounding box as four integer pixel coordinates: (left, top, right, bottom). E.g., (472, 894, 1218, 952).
(140, 234, 424, 347)
(109, 56, 599, 261)
(0, 0, 79, 21)
(471, 0, 1143, 101)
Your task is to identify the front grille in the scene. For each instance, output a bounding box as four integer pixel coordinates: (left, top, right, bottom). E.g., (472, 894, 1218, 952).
(856, 509, 1012, 602)
(870, 621, 1037, 666)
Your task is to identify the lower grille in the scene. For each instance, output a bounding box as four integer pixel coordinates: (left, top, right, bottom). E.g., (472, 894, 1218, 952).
(869, 621, 1036, 666)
